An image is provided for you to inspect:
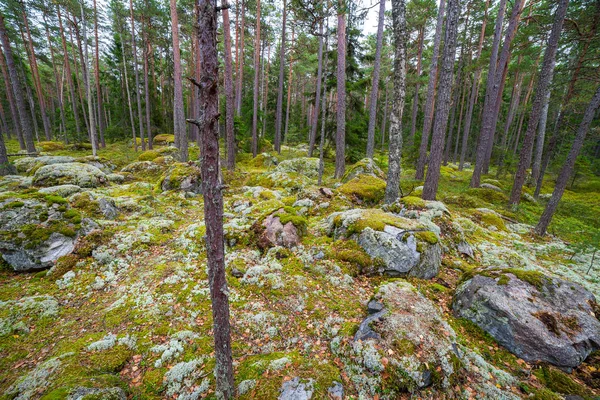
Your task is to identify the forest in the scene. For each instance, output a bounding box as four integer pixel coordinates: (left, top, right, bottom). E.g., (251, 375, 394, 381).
(0, 0, 600, 397)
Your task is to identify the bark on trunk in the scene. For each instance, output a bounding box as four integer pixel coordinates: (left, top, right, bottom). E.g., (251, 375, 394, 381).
(366, 0, 386, 159)
(510, 0, 569, 206)
(422, 0, 461, 200)
(334, 4, 346, 179)
(308, 17, 323, 157)
(94, 0, 105, 147)
(170, 0, 187, 160)
(496, 70, 523, 176)
(283, 27, 295, 145)
(384, 0, 407, 203)
(223, 0, 236, 169)
(381, 82, 389, 150)
(194, 1, 235, 396)
(535, 85, 600, 235)
(318, 30, 330, 185)
(530, 90, 551, 184)
(415, 0, 446, 180)
(235, 0, 245, 116)
(274, 0, 287, 154)
(408, 26, 424, 148)
(43, 12, 67, 143)
(81, 2, 98, 156)
(0, 45, 24, 149)
(0, 14, 36, 153)
(143, 8, 153, 149)
(251, 0, 261, 157)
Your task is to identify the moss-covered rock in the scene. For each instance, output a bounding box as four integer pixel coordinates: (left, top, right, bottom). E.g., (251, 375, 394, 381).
(338, 175, 386, 205)
(341, 158, 385, 183)
(14, 156, 76, 175)
(33, 163, 107, 188)
(152, 133, 176, 145)
(120, 160, 171, 183)
(158, 162, 202, 194)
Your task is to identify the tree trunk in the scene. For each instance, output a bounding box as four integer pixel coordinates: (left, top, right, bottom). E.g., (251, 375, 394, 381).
(530, 90, 551, 184)
(94, 0, 105, 147)
(251, 0, 261, 157)
(0, 14, 36, 153)
(366, 0, 385, 159)
(381, 82, 389, 150)
(121, 31, 138, 152)
(510, 0, 569, 206)
(458, 0, 489, 170)
(223, 0, 236, 169)
(536, 85, 600, 235)
(384, 0, 407, 203)
(0, 45, 24, 149)
(408, 26, 424, 148)
(260, 44, 270, 138)
(57, 6, 82, 142)
(334, 4, 346, 179)
(42, 12, 67, 143)
(143, 7, 153, 149)
(170, 0, 187, 160)
(71, 16, 91, 139)
(20, 2, 52, 141)
(422, 0, 461, 200)
(468, 0, 507, 185)
(284, 27, 295, 145)
(415, 0, 446, 180)
(194, 0, 235, 396)
(318, 30, 330, 185)
(235, 0, 245, 116)
(81, 2, 98, 156)
(130, 0, 146, 152)
(308, 17, 323, 157)
(0, 119, 13, 175)
(274, 0, 287, 154)
(496, 70, 523, 176)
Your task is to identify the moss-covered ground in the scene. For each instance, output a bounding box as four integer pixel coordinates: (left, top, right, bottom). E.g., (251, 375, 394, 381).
(0, 139, 599, 399)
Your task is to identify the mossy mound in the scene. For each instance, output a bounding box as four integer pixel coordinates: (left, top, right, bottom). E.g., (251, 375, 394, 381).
(338, 175, 386, 205)
(38, 141, 67, 152)
(33, 163, 107, 188)
(157, 162, 202, 194)
(341, 158, 385, 183)
(152, 134, 176, 145)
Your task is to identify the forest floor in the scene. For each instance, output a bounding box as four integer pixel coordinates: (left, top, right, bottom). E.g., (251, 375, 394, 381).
(0, 138, 599, 400)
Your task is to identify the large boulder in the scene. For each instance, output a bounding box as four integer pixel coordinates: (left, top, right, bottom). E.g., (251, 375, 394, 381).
(338, 175, 386, 205)
(341, 158, 385, 183)
(33, 163, 107, 188)
(453, 270, 600, 369)
(120, 159, 172, 182)
(274, 157, 319, 178)
(75, 155, 116, 173)
(256, 208, 305, 249)
(14, 156, 75, 175)
(158, 162, 202, 194)
(0, 196, 90, 271)
(324, 209, 442, 279)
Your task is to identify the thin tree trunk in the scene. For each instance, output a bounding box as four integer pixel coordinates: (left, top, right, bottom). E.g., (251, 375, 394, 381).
(260, 44, 270, 139)
(530, 90, 551, 184)
(235, 0, 245, 116)
(143, 7, 153, 149)
(422, 0, 461, 200)
(223, 0, 236, 169)
(334, 3, 346, 179)
(536, 85, 600, 235)
(283, 27, 295, 145)
(366, 0, 385, 159)
(81, 2, 98, 156)
(408, 26, 424, 148)
(381, 82, 389, 150)
(170, 0, 187, 160)
(0, 46, 24, 149)
(130, 0, 147, 152)
(43, 12, 67, 143)
(510, 0, 569, 206)
(453, 71, 468, 162)
(318, 29, 330, 185)
(384, 0, 407, 203)
(308, 16, 323, 157)
(469, 0, 508, 184)
(496, 70, 523, 176)
(71, 16, 91, 139)
(251, 0, 261, 157)
(193, 0, 235, 396)
(274, 0, 287, 154)
(121, 32, 138, 152)
(415, 0, 446, 180)
(0, 14, 36, 153)
(20, 2, 52, 141)
(94, 0, 105, 147)
(0, 118, 13, 175)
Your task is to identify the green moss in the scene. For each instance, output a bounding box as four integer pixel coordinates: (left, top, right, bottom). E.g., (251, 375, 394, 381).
(401, 196, 426, 209)
(327, 239, 373, 276)
(466, 187, 509, 204)
(504, 268, 548, 290)
(338, 175, 386, 204)
(44, 195, 68, 205)
(3, 200, 25, 209)
(138, 150, 161, 161)
(531, 388, 562, 400)
(472, 210, 506, 231)
(534, 366, 594, 398)
(497, 275, 510, 285)
(38, 141, 67, 152)
(334, 209, 417, 237)
(51, 254, 79, 277)
(87, 345, 132, 373)
(414, 230, 439, 245)
(393, 338, 416, 356)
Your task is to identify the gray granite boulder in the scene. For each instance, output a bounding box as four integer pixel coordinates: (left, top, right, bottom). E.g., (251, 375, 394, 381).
(278, 377, 314, 400)
(159, 162, 202, 194)
(453, 271, 600, 369)
(33, 163, 107, 188)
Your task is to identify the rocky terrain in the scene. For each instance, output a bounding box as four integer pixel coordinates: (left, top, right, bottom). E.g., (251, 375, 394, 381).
(0, 140, 599, 399)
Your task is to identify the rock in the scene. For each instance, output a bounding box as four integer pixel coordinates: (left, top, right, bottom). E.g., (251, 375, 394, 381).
(120, 160, 170, 182)
(327, 382, 343, 400)
(231, 267, 244, 278)
(33, 162, 107, 188)
(279, 377, 314, 400)
(480, 183, 503, 192)
(0, 197, 87, 271)
(325, 209, 442, 279)
(367, 299, 384, 314)
(274, 157, 319, 178)
(341, 158, 385, 183)
(319, 187, 334, 198)
(355, 281, 462, 391)
(0, 175, 32, 191)
(457, 240, 474, 258)
(14, 155, 75, 174)
(38, 184, 82, 197)
(159, 162, 202, 194)
(98, 198, 119, 219)
(354, 309, 386, 341)
(258, 210, 302, 249)
(68, 387, 127, 400)
(153, 133, 176, 145)
(453, 272, 600, 369)
(338, 175, 386, 204)
(106, 173, 125, 183)
(76, 155, 116, 173)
